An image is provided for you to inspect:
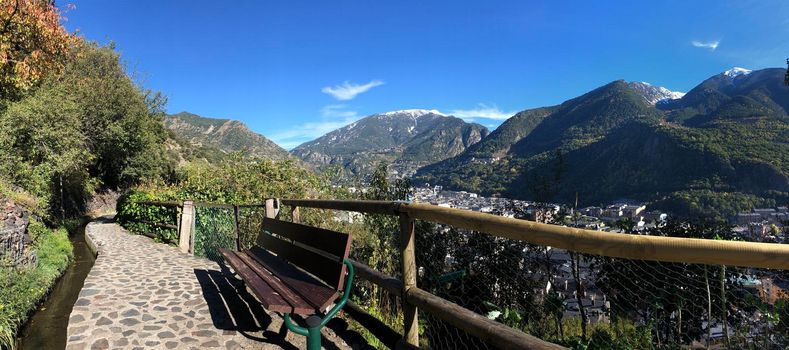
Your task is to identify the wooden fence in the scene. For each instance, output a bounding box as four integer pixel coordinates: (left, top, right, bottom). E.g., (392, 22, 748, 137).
(134, 200, 279, 254)
(128, 198, 789, 350)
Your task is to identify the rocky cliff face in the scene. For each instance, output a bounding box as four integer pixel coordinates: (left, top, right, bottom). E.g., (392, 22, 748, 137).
(0, 198, 34, 267)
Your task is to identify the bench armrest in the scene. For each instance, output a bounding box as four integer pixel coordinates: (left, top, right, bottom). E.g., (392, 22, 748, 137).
(319, 259, 354, 327)
(284, 259, 355, 334)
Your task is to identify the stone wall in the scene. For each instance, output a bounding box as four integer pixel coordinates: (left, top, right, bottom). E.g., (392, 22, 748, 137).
(0, 198, 35, 267)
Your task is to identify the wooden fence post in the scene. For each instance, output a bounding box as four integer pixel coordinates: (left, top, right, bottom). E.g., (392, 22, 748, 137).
(179, 200, 195, 254)
(291, 206, 300, 223)
(233, 205, 241, 251)
(399, 212, 419, 347)
(265, 198, 280, 219)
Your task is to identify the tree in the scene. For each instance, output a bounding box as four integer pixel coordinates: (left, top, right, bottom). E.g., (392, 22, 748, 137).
(0, 42, 174, 217)
(353, 163, 412, 317)
(0, 0, 75, 102)
(0, 80, 90, 217)
(785, 58, 788, 87)
(592, 220, 759, 347)
(59, 41, 172, 188)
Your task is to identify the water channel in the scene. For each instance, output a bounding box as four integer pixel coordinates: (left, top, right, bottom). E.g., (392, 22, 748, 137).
(16, 223, 95, 349)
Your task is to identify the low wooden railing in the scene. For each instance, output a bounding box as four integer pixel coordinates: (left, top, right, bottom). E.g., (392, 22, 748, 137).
(131, 201, 182, 245)
(129, 198, 789, 349)
(282, 199, 789, 349)
(284, 199, 789, 270)
(132, 200, 281, 254)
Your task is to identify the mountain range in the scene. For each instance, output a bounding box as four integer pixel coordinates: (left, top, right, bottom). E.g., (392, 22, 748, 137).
(291, 109, 489, 179)
(164, 112, 291, 161)
(415, 67, 789, 218)
(165, 67, 789, 218)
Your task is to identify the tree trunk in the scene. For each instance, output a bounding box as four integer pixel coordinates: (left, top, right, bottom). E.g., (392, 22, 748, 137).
(654, 310, 662, 348)
(59, 174, 65, 221)
(570, 252, 588, 340)
(705, 266, 712, 350)
(677, 304, 682, 344)
(720, 265, 730, 349)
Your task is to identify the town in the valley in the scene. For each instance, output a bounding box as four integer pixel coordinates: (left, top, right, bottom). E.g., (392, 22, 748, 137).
(339, 183, 788, 340)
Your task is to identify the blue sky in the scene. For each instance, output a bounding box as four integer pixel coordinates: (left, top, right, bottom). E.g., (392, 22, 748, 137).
(62, 1, 789, 149)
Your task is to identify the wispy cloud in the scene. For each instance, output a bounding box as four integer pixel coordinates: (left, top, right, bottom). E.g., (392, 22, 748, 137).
(321, 80, 384, 100)
(320, 104, 358, 118)
(270, 105, 360, 150)
(449, 104, 516, 121)
(691, 40, 720, 50)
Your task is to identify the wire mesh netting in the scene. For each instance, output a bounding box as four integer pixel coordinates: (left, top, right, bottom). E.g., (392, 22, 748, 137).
(192, 204, 291, 261)
(237, 206, 270, 250)
(182, 204, 789, 349)
(412, 220, 789, 349)
(192, 204, 273, 262)
(120, 202, 180, 243)
(192, 205, 236, 262)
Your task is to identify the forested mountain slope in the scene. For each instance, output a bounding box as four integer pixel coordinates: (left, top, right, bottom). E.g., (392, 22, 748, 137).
(416, 68, 789, 218)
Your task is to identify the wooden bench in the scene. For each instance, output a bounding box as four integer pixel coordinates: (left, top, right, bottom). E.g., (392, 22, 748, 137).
(219, 217, 353, 350)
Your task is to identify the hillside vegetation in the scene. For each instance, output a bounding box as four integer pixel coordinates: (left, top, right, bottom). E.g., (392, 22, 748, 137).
(416, 69, 789, 219)
(0, 2, 181, 346)
(0, 39, 175, 217)
(165, 112, 292, 161)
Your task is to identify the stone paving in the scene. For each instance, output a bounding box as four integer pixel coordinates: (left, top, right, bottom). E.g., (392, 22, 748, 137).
(66, 220, 365, 350)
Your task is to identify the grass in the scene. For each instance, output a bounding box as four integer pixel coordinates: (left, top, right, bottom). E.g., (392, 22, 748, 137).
(340, 297, 405, 350)
(0, 219, 73, 349)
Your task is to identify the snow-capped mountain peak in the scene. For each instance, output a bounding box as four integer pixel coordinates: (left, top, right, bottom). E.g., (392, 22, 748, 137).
(628, 82, 686, 105)
(723, 67, 752, 78)
(377, 109, 447, 118)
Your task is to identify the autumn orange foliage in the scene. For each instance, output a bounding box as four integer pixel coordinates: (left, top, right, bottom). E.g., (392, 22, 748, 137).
(0, 0, 75, 100)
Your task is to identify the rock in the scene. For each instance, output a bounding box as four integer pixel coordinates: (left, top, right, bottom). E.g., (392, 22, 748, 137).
(157, 331, 176, 339)
(96, 317, 113, 326)
(90, 338, 109, 350)
(119, 318, 140, 326)
(0, 198, 35, 267)
(200, 340, 220, 348)
(121, 309, 140, 317)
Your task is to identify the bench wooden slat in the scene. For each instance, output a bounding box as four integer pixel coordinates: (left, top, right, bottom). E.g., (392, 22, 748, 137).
(219, 249, 294, 314)
(247, 247, 340, 311)
(235, 251, 315, 314)
(262, 218, 352, 259)
(257, 233, 347, 289)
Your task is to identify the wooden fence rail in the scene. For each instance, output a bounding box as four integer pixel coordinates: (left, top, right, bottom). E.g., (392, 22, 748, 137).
(133, 201, 182, 244)
(282, 198, 789, 349)
(283, 199, 789, 270)
(130, 198, 789, 349)
(129, 200, 279, 255)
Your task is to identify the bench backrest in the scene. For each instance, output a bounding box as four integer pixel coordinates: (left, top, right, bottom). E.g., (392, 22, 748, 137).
(257, 217, 353, 291)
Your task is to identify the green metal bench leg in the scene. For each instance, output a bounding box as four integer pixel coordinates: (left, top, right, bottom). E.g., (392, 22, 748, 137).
(283, 259, 355, 350)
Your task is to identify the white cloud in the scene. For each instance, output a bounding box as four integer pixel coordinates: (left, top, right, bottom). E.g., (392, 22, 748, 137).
(321, 80, 384, 100)
(691, 40, 719, 50)
(270, 105, 361, 150)
(449, 104, 516, 121)
(320, 104, 358, 118)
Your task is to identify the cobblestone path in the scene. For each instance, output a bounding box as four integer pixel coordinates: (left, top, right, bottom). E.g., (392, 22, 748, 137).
(66, 220, 361, 349)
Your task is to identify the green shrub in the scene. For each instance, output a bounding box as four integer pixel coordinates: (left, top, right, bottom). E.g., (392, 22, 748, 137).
(116, 155, 343, 248)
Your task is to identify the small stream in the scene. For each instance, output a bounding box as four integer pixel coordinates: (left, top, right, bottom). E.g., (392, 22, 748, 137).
(16, 222, 96, 350)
